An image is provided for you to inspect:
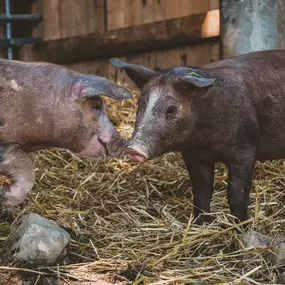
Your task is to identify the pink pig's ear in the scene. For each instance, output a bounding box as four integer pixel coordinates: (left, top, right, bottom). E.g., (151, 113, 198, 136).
(109, 58, 158, 89)
(72, 75, 132, 100)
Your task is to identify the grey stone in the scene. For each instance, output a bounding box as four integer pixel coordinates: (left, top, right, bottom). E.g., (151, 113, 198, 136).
(242, 231, 285, 265)
(5, 212, 70, 265)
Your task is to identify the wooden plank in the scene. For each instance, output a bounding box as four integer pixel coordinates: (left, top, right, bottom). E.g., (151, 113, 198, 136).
(43, 0, 61, 40)
(58, 0, 74, 38)
(188, 0, 210, 15)
(141, 0, 155, 24)
(93, 0, 106, 32)
(210, 0, 219, 10)
(19, 10, 220, 64)
(154, 41, 219, 69)
(43, 0, 105, 39)
(107, 0, 131, 30)
(178, 0, 190, 17)
(107, 0, 218, 29)
(107, 0, 124, 11)
(166, 0, 179, 19)
(201, 7, 220, 38)
(108, 9, 125, 30)
(63, 41, 219, 87)
(107, 0, 123, 29)
(124, 0, 133, 27)
(154, 0, 167, 21)
(131, 0, 143, 26)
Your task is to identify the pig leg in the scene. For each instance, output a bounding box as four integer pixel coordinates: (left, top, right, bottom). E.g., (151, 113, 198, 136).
(0, 144, 35, 206)
(227, 156, 256, 222)
(182, 153, 215, 224)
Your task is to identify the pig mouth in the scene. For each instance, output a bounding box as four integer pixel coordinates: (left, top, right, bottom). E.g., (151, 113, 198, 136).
(126, 146, 148, 163)
(98, 137, 109, 156)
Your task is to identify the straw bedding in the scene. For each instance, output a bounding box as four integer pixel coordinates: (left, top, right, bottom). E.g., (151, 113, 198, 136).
(0, 90, 285, 284)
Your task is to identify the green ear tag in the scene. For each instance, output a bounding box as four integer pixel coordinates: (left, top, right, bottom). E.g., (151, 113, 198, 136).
(188, 72, 204, 78)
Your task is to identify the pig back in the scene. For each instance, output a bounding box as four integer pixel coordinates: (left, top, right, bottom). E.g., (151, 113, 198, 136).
(203, 50, 285, 159)
(0, 60, 73, 146)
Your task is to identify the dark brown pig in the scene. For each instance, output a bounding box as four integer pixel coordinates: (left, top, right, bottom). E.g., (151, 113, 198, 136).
(0, 60, 131, 206)
(111, 50, 285, 224)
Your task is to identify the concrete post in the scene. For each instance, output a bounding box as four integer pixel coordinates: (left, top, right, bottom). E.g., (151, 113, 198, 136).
(220, 0, 285, 59)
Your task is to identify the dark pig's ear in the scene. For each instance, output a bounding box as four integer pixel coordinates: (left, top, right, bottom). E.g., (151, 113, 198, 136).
(73, 75, 132, 100)
(109, 58, 157, 88)
(174, 73, 216, 97)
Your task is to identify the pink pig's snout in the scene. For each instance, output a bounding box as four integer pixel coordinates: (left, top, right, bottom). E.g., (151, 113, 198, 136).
(98, 125, 129, 157)
(125, 146, 148, 163)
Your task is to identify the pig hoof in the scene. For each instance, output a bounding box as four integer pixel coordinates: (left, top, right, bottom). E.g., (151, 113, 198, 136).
(195, 214, 214, 225)
(231, 213, 249, 225)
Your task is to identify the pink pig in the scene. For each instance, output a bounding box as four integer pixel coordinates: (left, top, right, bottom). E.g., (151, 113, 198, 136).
(0, 60, 131, 206)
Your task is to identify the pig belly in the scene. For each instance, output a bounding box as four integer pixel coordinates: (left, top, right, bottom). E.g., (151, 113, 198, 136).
(257, 136, 285, 160)
(256, 109, 285, 160)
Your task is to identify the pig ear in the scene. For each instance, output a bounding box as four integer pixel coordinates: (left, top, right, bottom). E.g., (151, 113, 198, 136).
(174, 74, 216, 96)
(109, 58, 157, 88)
(73, 75, 132, 100)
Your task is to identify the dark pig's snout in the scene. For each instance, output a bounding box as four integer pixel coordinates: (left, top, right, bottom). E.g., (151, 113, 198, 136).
(125, 145, 148, 163)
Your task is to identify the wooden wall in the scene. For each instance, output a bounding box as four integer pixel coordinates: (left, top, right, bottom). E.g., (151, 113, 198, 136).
(30, 0, 219, 39)
(65, 41, 219, 90)
(16, 0, 220, 80)
(107, 0, 219, 30)
(32, 0, 105, 40)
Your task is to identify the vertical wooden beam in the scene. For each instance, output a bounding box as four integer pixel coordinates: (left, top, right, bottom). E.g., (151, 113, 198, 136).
(220, 0, 285, 59)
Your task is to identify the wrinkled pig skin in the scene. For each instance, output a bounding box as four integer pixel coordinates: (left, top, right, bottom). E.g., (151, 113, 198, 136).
(111, 50, 285, 224)
(0, 60, 131, 206)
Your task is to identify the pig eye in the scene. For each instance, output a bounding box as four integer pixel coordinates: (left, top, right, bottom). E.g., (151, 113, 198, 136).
(92, 102, 102, 113)
(166, 105, 177, 120)
(93, 104, 101, 110)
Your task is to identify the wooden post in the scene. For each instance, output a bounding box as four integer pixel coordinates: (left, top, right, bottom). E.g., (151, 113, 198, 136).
(220, 0, 285, 59)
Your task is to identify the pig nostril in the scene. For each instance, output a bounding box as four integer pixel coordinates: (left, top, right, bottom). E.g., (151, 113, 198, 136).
(98, 137, 109, 155)
(126, 147, 148, 162)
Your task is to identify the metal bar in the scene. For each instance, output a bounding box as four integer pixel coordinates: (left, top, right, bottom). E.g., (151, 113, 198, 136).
(0, 38, 41, 47)
(5, 0, 12, 59)
(0, 14, 41, 22)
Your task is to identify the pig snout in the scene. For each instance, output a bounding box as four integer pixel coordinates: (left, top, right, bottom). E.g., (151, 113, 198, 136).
(98, 128, 129, 158)
(125, 145, 148, 163)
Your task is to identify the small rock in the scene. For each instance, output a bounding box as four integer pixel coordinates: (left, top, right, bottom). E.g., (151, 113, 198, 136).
(5, 212, 70, 265)
(242, 231, 285, 265)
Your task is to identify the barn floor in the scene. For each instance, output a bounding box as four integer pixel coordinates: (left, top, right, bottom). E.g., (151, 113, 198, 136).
(0, 91, 285, 284)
